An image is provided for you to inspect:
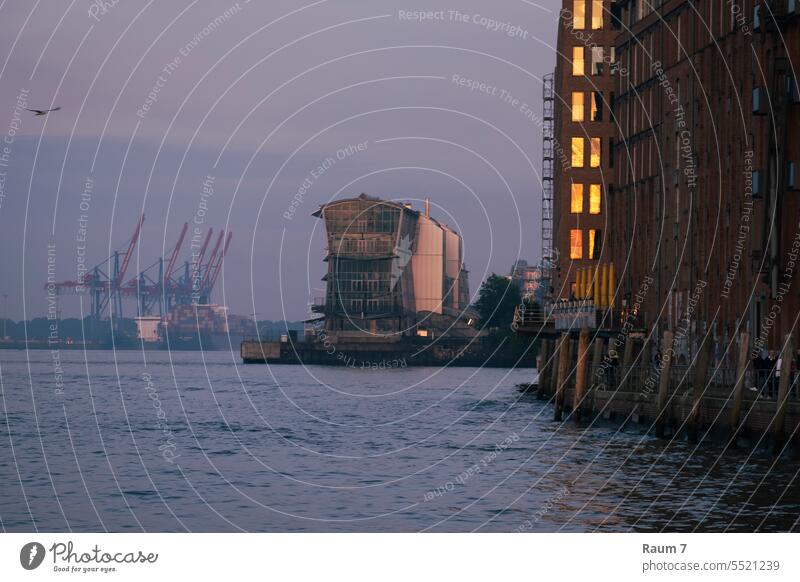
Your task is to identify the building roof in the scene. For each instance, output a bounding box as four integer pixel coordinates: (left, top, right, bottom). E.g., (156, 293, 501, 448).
(312, 193, 419, 218)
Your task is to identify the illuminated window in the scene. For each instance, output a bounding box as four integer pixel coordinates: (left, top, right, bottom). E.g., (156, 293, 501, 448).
(573, 1, 586, 29)
(570, 229, 583, 259)
(591, 47, 604, 75)
(572, 47, 585, 76)
(591, 92, 602, 121)
(588, 229, 601, 259)
(571, 137, 585, 167)
(572, 92, 585, 122)
(590, 137, 601, 167)
(571, 183, 584, 213)
(592, 0, 604, 29)
(589, 184, 602, 214)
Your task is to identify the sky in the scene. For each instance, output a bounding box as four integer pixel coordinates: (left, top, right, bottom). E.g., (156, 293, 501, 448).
(0, 0, 557, 321)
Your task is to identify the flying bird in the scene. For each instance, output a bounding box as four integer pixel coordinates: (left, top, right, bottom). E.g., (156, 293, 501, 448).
(26, 106, 61, 116)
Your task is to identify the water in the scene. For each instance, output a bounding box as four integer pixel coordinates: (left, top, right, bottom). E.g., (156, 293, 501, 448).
(1, 349, 798, 532)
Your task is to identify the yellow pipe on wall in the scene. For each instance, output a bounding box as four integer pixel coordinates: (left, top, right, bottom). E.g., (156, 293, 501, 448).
(600, 264, 608, 308)
(593, 265, 600, 306)
(608, 263, 616, 308)
(578, 268, 586, 299)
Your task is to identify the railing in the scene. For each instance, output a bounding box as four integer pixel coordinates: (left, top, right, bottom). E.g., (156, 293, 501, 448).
(512, 305, 548, 329)
(587, 363, 800, 402)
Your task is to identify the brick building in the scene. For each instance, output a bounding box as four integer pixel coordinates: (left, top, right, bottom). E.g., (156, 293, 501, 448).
(552, 0, 619, 304)
(548, 0, 799, 359)
(608, 0, 800, 359)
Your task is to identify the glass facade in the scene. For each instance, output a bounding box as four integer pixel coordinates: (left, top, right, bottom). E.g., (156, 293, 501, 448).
(315, 194, 469, 335)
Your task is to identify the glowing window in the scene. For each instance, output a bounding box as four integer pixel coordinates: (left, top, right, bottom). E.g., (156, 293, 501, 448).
(571, 138, 585, 167)
(590, 137, 601, 167)
(589, 184, 602, 214)
(573, 1, 586, 29)
(572, 47, 585, 76)
(571, 183, 584, 213)
(572, 92, 585, 122)
(570, 229, 583, 260)
(592, 0, 604, 29)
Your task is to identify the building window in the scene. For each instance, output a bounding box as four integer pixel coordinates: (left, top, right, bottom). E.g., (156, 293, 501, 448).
(591, 92, 602, 121)
(571, 137, 585, 167)
(589, 184, 601, 214)
(573, 1, 586, 29)
(571, 183, 584, 213)
(572, 92, 585, 121)
(591, 0, 603, 29)
(588, 229, 600, 259)
(573, 47, 585, 76)
(570, 229, 583, 259)
(591, 46, 604, 75)
(590, 137, 601, 167)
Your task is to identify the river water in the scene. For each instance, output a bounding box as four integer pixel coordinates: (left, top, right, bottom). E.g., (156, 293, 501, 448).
(1, 349, 798, 532)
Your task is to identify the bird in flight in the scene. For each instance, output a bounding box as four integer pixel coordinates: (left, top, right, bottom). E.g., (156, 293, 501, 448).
(26, 106, 61, 116)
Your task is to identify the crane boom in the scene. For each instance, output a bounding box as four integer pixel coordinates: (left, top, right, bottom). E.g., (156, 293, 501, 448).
(199, 230, 225, 294)
(164, 222, 188, 284)
(208, 231, 233, 293)
(116, 214, 145, 286)
(190, 228, 213, 292)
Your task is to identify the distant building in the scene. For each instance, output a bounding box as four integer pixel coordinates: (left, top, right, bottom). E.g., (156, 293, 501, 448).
(509, 260, 542, 299)
(134, 316, 162, 342)
(312, 194, 472, 338)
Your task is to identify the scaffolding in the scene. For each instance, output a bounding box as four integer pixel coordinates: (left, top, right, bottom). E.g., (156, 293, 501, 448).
(540, 72, 555, 300)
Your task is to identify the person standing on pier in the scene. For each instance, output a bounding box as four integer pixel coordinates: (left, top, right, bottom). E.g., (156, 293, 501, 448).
(768, 351, 779, 398)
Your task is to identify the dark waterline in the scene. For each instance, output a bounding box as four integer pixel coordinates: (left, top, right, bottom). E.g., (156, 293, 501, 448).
(1, 349, 798, 532)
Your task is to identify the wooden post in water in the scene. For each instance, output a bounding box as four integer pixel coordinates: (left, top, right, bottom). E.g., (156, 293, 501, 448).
(554, 333, 570, 421)
(573, 329, 590, 421)
(772, 333, 796, 454)
(584, 337, 604, 417)
(537, 339, 551, 396)
(655, 330, 674, 438)
(618, 336, 636, 393)
(688, 332, 713, 443)
(729, 332, 750, 443)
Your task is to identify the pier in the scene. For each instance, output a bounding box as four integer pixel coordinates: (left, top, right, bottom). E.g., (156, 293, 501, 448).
(530, 330, 800, 454)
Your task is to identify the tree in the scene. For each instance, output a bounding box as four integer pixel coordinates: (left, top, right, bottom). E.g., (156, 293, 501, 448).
(472, 274, 522, 331)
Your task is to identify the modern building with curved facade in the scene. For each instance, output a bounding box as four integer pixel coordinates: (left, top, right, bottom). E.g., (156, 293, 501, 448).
(312, 194, 471, 339)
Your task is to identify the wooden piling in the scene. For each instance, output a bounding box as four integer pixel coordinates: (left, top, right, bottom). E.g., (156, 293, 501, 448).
(688, 332, 713, 443)
(729, 332, 750, 443)
(573, 329, 590, 421)
(537, 339, 551, 397)
(554, 333, 570, 421)
(655, 330, 674, 438)
(772, 333, 796, 454)
(617, 336, 636, 393)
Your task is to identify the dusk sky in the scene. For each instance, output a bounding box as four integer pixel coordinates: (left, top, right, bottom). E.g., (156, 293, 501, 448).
(0, 0, 557, 321)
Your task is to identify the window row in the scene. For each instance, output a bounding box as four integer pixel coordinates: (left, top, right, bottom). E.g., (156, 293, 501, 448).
(572, 0, 604, 30)
(571, 91, 604, 122)
(572, 46, 615, 76)
(570, 183, 602, 214)
(569, 228, 601, 260)
(571, 137, 602, 168)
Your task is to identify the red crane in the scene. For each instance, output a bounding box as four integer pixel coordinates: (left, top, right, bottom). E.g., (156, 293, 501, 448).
(207, 231, 233, 296)
(164, 222, 188, 285)
(199, 230, 225, 297)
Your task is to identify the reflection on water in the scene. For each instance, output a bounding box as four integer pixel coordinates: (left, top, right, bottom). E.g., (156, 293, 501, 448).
(0, 350, 797, 532)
